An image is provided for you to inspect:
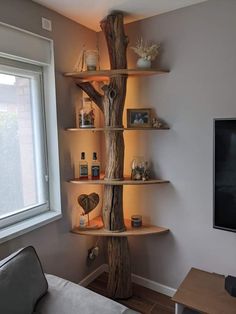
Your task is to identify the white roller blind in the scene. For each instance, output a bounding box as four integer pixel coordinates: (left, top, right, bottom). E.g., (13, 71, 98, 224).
(0, 22, 51, 65)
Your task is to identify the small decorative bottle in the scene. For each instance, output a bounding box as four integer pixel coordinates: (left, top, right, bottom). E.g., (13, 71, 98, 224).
(79, 152, 88, 179)
(91, 152, 100, 179)
(79, 97, 95, 128)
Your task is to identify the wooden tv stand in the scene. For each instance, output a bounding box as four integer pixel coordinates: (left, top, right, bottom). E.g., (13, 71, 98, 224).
(172, 268, 236, 314)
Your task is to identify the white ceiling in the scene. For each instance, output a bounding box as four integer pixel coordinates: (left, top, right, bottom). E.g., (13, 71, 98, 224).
(33, 0, 207, 32)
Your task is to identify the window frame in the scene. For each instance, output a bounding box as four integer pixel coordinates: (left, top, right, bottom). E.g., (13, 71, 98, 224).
(0, 22, 61, 243)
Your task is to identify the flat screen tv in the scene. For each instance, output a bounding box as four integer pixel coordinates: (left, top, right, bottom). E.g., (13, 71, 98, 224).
(214, 119, 236, 232)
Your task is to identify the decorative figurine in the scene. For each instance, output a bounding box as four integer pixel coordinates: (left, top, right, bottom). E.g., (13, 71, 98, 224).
(152, 117, 163, 128)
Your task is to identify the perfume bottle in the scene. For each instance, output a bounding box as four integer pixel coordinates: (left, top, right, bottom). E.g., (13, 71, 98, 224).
(79, 152, 88, 179)
(91, 152, 100, 179)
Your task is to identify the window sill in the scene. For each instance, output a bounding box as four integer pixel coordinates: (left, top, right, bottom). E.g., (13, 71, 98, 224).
(0, 210, 62, 244)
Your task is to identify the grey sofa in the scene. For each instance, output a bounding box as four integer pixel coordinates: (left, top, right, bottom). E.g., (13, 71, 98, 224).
(0, 246, 138, 314)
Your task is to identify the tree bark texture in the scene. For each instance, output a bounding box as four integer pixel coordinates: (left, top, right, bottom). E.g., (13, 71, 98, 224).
(102, 76, 126, 231)
(100, 12, 128, 69)
(103, 185, 125, 231)
(76, 12, 132, 299)
(107, 237, 132, 299)
(100, 13, 128, 234)
(76, 81, 104, 112)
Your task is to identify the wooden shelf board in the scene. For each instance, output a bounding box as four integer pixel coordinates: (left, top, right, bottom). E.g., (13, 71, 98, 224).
(64, 69, 169, 81)
(69, 177, 169, 185)
(66, 126, 169, 132)
(71, 217, 169, 237)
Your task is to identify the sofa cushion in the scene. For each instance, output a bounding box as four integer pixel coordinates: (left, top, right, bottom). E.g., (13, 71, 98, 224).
(0, 246, 48, 314)
(35, 274, 139, 314)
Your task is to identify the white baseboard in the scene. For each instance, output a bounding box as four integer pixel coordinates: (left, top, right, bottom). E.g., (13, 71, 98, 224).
(131, 273, 176, 297)
(79, 264, 108, 287)
(79, 263, 176, 297)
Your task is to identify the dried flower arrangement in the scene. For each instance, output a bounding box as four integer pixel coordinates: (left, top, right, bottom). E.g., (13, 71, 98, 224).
(131, 38, 160, 61)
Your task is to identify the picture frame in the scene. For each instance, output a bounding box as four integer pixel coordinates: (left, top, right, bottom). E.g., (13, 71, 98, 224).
(127, 108, 152, 128)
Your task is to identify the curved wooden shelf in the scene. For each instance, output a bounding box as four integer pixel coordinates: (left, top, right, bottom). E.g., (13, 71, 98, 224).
(66, 126, 169, 132)
(64, 69, 169, 81)
(69, 177, 169, 185)
(71, 217, 169, 237)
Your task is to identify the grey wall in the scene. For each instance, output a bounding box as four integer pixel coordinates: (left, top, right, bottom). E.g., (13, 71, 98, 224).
(0, 0, 105, 283)
(127, 0, 236, 289)
(98, 0, 236, 289)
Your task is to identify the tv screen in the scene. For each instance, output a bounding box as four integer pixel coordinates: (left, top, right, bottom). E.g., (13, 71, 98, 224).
(214, 119, 236, 232)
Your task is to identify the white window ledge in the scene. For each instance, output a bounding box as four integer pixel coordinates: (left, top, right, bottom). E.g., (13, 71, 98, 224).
(0, 211, 62, 244)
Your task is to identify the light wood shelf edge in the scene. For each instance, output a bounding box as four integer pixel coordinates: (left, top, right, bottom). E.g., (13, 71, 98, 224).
(64, 68, 169, 81)
(69, 177, 169, 185)
(66, 126, 170, 131)
(71, 217, 169, 237)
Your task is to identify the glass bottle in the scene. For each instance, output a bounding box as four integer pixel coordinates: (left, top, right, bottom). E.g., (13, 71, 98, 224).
(91, 152, 100, 179)
(79, 152, 88, 179)
(79, 97, 95, 128)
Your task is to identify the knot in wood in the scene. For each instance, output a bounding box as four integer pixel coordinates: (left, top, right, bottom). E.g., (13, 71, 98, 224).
(108, 88, 117, 101)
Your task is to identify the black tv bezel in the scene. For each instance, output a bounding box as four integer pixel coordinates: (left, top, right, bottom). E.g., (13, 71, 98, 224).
(213, 118, 236, 233)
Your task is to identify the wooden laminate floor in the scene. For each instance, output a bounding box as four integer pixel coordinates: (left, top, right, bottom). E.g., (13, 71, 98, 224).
(87, 272, 175, 314)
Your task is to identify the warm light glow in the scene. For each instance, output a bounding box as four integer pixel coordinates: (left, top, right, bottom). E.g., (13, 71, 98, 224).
(123, 78, 149, 218)
(0, 73, 16, 85)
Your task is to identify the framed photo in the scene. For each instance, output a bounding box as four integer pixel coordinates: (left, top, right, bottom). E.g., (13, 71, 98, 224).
(127, 108, 152, 128)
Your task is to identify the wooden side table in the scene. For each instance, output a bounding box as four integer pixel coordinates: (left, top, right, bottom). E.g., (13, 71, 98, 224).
(172, 268, 236, 314)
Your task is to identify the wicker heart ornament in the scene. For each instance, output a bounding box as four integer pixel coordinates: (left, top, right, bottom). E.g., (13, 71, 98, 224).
(78, 193, 99, 214)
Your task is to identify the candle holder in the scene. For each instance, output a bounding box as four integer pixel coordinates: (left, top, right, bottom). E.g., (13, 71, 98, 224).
(85, 50, 99, 71)
(131, 215, 142, 228)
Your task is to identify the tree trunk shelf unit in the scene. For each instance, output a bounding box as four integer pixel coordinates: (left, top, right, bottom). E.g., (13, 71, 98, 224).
(65, 12, 170, 299)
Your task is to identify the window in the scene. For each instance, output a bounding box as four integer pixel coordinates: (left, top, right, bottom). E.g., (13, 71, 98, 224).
(0, 22, 61, 242)
(0, 60, 49, 228)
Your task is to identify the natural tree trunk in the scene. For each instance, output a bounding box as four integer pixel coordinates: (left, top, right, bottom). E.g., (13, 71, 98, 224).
(100, 12, 128, 69)
(103, 186, 125, 231)
(107, 237, 132, 299)
(76, 12, 132, 299)
(102, 75, 126, 232)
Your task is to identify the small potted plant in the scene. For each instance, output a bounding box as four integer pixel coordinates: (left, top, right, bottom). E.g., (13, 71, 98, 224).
(131, 38, 160, 69)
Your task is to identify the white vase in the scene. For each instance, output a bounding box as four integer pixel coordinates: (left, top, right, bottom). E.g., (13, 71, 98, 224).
(136, 58, 151, 69)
